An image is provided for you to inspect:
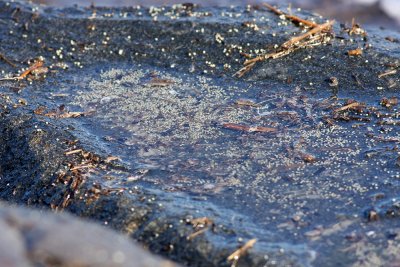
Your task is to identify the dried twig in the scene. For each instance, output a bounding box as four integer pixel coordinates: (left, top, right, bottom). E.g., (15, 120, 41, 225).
(105, 156, 119, 163)
(244, 49, 290, 66)
(147, 77, 175, 87)
(235, 99, 261, 107)
(64, 149, 83, 155)
(187, 228, 209, 240)
(262, 3, 318, 28)
(348, 18, 367, 36)
(0, 60, 44, 81)
(378, 69, 397, 79)
(187, 217, 214, 240)
(222, 123, 277, 133)
(235, 50, 290, 78)
(70, 164, 95, 171)
(235, 19, 334, 77)
(334, 102, 364, 113)
(0, 53, 16, 68)
(44, 111, 88, 119)
(227, 239, 257, 265)
(282, 20, 334, 49)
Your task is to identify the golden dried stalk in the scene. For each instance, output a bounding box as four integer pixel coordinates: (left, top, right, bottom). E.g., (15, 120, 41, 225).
(262, 3, 318, 28)
(282, 20, 334, 49)
(227, 239, 257, 262)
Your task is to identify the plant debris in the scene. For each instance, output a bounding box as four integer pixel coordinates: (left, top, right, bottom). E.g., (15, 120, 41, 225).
(0, 52, 16, 68)
(227, 239, 257, 266)
(222, 123, 277, 133)
(235, 17, 334, 78)
(187, 217, 214, 240)
(333, 101, 364, 113)
(147, 77, 175, 87)
(347, 48, 363, 57)
(378, 69, 397, 79)
(234, 99, 261, 108)
(347, 18, 367, 36)
(35, 105, 92, 119)
(299, 152, 317, 163)
(0, 60, 46, 81)
(380, 97, 398, 108)
(262, 3, 318, 28)
(64, 149, 83, 155)
(281, 20, 334, 49)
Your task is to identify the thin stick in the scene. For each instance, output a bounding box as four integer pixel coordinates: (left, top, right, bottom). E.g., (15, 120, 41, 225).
(19, 61, 44, 79)
(378, 69, 397, 79)
(227, 239, 257, 262)
(222, 123, 276, 133)
(262, 2, 283, 16)
(234, 62, 256, 78)
(334, 102, 363, 113)
(282, 20, 334, 49)
(70, 164, 94, 171)
(244, 50, 291, 66)
(262, 3, 318, 28)
(187, 228, 209, 240)
(0, 53, 16, 68)
(0, 60, 44, 81)
(64, 149, 83, 155)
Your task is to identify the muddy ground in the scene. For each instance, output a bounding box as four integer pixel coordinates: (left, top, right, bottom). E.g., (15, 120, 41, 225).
(0, 0, 399, 266)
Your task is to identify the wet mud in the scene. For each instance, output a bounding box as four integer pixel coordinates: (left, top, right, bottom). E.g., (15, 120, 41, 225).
(0, 1, 399, 266)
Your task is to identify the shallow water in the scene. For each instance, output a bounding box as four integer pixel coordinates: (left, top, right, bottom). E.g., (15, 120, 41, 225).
(26, 60, 400, 265)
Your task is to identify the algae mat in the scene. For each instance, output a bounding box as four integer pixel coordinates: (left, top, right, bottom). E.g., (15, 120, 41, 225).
(0, 1, 399, 266)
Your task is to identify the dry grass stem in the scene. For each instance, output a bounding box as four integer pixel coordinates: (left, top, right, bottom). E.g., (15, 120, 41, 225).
(187, 217, 214, 240)
(222, 123, 276, 133)
(227, 239, 257, 264)
(64, 149, 83, 155)
(378, 69, 397, 79)
(235, 17, 334, 77)
(282, 20, 334, 49)
(0, 53, 16, 68)
(262, 3, 318, 28)
(334, 102, 364, 113)
(0, 60, 44, 81)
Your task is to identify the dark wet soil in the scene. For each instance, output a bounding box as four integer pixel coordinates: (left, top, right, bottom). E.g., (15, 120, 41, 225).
(0, 1, 399, 266)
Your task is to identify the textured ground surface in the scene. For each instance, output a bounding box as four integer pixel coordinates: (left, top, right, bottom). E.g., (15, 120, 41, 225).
(0, 0, 399, 266)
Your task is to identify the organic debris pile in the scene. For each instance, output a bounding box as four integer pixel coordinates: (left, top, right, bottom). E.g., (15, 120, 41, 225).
(235, 3, 335, 77)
